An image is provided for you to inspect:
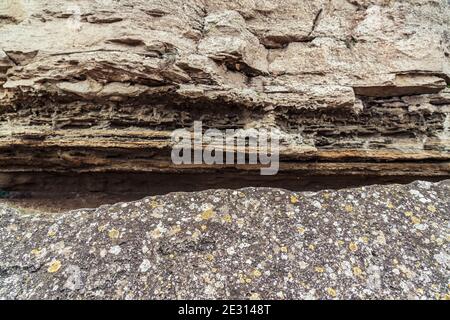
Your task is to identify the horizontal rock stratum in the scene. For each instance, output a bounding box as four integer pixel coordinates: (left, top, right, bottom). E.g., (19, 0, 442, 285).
(0, 181, 449, 300)
(0, 0, 449, 180)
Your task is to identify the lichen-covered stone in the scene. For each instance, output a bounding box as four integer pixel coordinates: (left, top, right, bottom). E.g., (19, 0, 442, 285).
(0, 0, 449, 178)
(0, 180, 448, 300)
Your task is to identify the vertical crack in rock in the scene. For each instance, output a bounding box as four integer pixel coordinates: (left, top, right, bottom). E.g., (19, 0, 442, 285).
(308, 8, 323, 38)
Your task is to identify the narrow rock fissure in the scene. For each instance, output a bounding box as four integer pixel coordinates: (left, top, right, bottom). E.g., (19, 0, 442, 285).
(0, 171, 447, 212)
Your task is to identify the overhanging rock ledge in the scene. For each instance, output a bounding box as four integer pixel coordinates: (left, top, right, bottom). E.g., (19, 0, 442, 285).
(0, 180, 448, 300)
(0, 0, 449, 178)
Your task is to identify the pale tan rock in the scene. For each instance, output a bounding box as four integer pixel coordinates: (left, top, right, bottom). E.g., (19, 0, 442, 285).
(198, 10, 269, 75)
(0, 0, 448, 178)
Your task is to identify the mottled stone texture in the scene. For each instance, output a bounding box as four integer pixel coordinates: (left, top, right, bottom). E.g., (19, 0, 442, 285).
(0, 0, 449, 178)
(0, 181, 449, 300)
(0, 1, 449, 301)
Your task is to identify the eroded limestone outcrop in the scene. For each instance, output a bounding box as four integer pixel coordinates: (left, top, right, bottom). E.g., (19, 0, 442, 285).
(0, 180, 448, 299)
(0, 0, 449, 179)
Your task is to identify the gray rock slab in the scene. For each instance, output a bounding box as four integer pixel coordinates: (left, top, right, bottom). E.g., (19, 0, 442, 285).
(0, 180, 449, 300)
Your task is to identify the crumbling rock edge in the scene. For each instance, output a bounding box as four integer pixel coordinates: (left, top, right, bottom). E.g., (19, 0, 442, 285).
(0, 180, 449, 300)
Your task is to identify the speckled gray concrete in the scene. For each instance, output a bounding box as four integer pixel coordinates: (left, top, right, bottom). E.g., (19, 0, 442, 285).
(0, 180, 449, 300)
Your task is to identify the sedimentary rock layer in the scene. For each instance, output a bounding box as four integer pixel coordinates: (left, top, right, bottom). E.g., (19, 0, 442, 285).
(0, 0, 449, 179)
(0, 180, 448, 299)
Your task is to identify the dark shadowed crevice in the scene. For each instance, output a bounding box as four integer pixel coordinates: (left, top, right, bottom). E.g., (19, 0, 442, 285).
(0, 171, 448, 212)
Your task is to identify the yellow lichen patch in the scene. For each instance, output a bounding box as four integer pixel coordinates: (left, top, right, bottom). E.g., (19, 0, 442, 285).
(201, 225, 207, 231)
(410, 216, 421, 225)
(443, 294, 450, 301)
(47, 230, 56, 237)
(323, 193, 330, 200)
(326, 287, 337, 298)
(150, 200, 160, 209)
(297, 226, 305, 235)
(308, 244, 316, 250)
(201, 208, 215, 220)
(31, 248, 41, 256)
(47, 260, 62, 273)
(108, 228, 120, 240)
(97, 225, 106, 232)
(222, 214, 232, 223)
(349, 242, 358, 252)
(353, 266, 363, 277)
(249, 292, 261, 300)
(315, 266, 325, 273)
(336, 240, 345, 246)
(398, 265, 414, 279)
(169, 225, 182, 235)
(252, 269, 262, 278)
(404, 211, 413, 217)
(360, 236, 369, 244)
(386, 201, 394, 209)
(290, 195, 299, 204)
(416, 288, 424, 296)
(427, 205, 437, 213)
(280, 246, 288, 253)
(237, 273, 246, 284)
(150, 228, 162, 239)
(344, 204, 353, 213)
(191, 230, 200, 240)
(205, 253, 214, 261)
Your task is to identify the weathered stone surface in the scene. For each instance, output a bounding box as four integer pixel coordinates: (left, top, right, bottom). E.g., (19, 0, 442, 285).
(0, 0, 449, 179)
(0, 180, 448, 300)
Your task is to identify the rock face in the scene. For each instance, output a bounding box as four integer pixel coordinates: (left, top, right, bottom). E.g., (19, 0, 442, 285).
(0, 0, 449, 180)
(0, 180, 449, 300)
(1, 1, 449, 302)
